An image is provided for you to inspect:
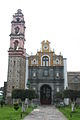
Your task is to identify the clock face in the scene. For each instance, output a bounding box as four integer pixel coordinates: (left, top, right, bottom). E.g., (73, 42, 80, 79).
(15, 26, 20, 34)
(43, 44, 48, 50)
(56, 58, 59, 64)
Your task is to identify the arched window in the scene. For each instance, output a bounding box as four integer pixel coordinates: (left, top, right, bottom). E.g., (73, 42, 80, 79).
(42, 56, 49, 66)
(14, 41, 18, 50)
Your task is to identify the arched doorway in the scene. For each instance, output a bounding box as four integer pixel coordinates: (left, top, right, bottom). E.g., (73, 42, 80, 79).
(40, 85, 52, 105)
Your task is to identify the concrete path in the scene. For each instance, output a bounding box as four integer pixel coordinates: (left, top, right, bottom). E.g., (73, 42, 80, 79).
(23, 106, 67, 120)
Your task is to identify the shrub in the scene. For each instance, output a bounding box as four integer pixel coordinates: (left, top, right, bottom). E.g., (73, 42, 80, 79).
(14, 103, 19, 111)
(0, 100, 4, 107)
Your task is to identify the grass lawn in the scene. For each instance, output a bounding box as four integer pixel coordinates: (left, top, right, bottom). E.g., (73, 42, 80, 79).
(59, 106, 80, 120)
(0, 105, 35, 120)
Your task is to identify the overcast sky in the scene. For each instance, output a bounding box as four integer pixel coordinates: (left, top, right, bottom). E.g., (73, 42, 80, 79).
(0, 0, 80, 87)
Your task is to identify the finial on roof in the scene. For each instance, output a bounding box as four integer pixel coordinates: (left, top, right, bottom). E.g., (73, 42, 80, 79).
(60, 52, 61, 55)
(17, 9, 22, 13)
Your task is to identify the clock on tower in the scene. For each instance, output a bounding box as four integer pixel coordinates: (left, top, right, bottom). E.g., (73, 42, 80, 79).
(43, 44, 48, 50)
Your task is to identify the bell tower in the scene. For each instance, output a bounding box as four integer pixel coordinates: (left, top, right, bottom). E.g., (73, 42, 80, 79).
(6, 9, 26, 104)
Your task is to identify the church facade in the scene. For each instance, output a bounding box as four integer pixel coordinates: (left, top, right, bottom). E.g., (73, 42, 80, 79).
(6, 9, 68, 104)
(28, 40, 67, 104)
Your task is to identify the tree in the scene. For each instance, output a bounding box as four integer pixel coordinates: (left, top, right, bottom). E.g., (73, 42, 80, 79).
(0, 100, 4, 107)
(63, 90, 80, 102)
(27, 89, 36, 100)
(63, 89, 80, 112)
(12, 89, 37, 111)
(54, 92, 64, 107)
(12, 89, 27, 112)
(12, 89, 27, 101)
(27, 89, 38, 107)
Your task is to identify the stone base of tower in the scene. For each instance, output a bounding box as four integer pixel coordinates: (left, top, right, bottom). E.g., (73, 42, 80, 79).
(6, 96, 12, 105)
(6, 55, 26, 104)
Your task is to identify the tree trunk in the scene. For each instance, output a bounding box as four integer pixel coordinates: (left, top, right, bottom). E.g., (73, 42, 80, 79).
(71, 102, 75, 112)
(22, 101, 26, 112)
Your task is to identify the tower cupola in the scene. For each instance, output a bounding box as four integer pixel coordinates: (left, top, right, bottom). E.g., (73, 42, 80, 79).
(9, 9, 26, 57)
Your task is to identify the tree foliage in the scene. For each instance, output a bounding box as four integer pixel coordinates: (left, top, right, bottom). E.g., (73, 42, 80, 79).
(12, 89, 37, 101)
(63, 89, 80, 101)
(54, 92, 63, 99)
(12, 89, 26, 101)
(54, 92, 63, 103)
(26, 89, 36, 100)
(54, 90, 80, 102)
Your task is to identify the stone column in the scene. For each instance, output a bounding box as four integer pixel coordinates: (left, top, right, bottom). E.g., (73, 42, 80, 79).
(63, 58, 69, 105)
(63, 58, 68, 89)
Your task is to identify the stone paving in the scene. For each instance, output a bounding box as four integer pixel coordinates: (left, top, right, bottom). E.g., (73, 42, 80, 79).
(23, 106, 67, 120)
